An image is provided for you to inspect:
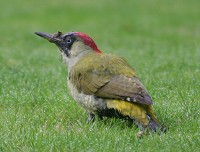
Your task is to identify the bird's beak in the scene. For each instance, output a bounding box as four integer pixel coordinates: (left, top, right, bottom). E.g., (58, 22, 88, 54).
(35, 32, 62, 43)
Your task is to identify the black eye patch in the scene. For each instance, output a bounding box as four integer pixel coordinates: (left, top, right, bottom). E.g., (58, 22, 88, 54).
(62, 35, 77, 51)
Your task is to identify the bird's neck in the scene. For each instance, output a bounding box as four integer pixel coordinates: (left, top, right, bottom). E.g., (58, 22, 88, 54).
(65, 51, 95, 74)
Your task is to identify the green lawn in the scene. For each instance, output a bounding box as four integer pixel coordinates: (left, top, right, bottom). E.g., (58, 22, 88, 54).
(0, 0, 200, 151)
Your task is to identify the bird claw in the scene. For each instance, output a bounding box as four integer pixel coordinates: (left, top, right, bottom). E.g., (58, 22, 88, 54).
(87, 113, 95, 123)
(136, 131, 144, 138)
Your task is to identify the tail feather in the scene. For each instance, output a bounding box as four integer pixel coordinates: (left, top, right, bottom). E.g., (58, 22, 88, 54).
(138, 115, 167, 133)
(146, 115, 160, 132)
(106, 99, 167, 134)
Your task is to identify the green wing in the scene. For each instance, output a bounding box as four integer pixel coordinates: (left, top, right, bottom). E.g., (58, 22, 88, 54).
(69, 53, 153, 105)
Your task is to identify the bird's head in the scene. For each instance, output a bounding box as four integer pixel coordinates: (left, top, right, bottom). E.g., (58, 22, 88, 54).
(35, 31, 102, 64)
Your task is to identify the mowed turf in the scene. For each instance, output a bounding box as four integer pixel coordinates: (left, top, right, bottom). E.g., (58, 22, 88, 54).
(0, 0, 199, 151)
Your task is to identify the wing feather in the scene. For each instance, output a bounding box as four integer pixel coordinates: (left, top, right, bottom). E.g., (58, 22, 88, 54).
(69, 53, 153, 105)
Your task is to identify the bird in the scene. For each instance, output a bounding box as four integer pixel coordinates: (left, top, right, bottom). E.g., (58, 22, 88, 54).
(35, 31, 164, 137)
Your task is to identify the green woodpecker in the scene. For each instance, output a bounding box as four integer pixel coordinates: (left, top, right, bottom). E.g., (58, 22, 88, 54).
(35, 31, 164, 136)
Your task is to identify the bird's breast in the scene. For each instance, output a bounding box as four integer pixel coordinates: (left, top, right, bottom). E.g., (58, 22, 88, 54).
(67, 79, 107, 112)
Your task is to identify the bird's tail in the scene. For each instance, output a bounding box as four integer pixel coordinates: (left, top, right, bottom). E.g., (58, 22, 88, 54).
(133, 114, 167, 134)
(106, 100, 167, 133)
(146, 115, 162, 132)
(132, 105, 167, 134)
(134, 116, 167, 138)
(146, 106, 167, 133)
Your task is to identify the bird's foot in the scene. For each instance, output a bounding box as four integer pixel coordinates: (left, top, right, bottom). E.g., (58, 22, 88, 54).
(136, 130, 144, 138)
(87, 113, 95, 123)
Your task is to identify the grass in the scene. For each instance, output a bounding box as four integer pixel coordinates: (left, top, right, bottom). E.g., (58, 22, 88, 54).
(0, 0, 200, 151)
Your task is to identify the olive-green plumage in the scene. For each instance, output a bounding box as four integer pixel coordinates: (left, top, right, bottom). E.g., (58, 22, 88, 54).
(69, 53, 159, 128)
(35, 31, 163, 137)
(69, 53, 152, 105)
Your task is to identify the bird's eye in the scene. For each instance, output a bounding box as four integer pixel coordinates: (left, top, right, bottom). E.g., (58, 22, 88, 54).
(67, 39, 72, 43)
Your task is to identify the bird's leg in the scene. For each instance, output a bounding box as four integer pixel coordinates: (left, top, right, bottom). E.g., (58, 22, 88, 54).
(87, 113, 95, 123)
(97, 113, 104, 120)
(136, 125, 147, 138)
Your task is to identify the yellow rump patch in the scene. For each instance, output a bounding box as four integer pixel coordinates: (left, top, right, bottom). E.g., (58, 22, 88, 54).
(107, 100, 149, 126)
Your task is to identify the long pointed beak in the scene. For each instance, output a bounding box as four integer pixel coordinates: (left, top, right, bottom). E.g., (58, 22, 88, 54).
(35, 31, 63, 44)
(35, 32, 54, 41)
